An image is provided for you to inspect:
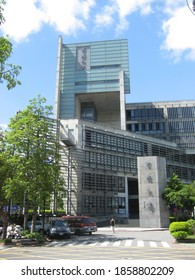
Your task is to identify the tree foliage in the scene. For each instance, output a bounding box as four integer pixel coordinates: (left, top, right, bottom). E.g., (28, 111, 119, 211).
(2, 95, 64, 232)
(0, 0, 21, 90)
(162, 173, 195, 220)
(0, 148, 12, 239)
(162, 173, 183, 208)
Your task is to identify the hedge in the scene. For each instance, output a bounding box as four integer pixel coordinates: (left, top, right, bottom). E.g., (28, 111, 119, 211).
(169, 221, 190, 240)
(186, 219, 195, 235)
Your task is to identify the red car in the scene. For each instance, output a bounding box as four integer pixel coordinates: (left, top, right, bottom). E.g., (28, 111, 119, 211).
(61, 216, 97, 235)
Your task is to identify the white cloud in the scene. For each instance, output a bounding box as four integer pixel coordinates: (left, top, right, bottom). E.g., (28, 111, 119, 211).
(1, 0, 44, 42)
(94, 0, 154, 34)
(40, 0, 95, 35)
(1, 0, 195, 61)
(95, 5, 115, 27)
(161, 3, 195, 61)
(0, 0, 95, 42)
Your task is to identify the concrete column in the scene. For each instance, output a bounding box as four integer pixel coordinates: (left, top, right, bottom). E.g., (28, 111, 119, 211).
(138, 156, 169, 228)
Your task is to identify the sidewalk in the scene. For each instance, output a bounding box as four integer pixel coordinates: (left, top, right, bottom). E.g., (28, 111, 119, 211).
(97, 226, 169, 232)
(97, 227, 195, 249)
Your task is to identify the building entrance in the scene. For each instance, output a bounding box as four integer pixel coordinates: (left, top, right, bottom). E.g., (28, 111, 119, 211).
(128, 178, 139, 219)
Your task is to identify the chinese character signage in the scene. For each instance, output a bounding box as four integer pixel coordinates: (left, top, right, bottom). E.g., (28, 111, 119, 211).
(76, 46, 90, 70)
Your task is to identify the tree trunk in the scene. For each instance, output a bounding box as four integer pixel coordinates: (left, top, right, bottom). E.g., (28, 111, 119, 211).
(1, 212, 9, 239)
(31, 209, 38, 233)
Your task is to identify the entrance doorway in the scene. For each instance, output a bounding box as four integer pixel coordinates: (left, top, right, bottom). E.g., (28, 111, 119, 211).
(128, 178, 139, 219)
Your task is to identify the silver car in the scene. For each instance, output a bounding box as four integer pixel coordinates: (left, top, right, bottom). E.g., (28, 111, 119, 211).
(47, 219, 71, 239)
(27, 221, 50, 234)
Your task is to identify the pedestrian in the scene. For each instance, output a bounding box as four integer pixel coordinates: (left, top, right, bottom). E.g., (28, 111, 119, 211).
(110, 218, 116, 233)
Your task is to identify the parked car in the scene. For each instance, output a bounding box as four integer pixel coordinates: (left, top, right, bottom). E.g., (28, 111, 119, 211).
(27, 221, 50, 234)
(46, 219, 71, 239)
(61, 216, 97, 235)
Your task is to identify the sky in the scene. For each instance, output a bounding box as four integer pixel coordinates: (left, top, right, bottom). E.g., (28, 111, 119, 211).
(0, 0, 195, 129)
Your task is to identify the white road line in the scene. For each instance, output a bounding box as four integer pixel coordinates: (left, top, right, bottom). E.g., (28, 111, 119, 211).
(124, 240, 133, 246)
(137, 240, 144, 247)
(101, 241, 110, 246)
(150, 241, 157, 247)
(161, 241, 170, 248)
(88, 242, 99, 246)
(113, 241, 121, 246)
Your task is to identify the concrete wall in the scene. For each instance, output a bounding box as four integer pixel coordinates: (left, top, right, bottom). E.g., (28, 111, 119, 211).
(138, 156, 169, 228)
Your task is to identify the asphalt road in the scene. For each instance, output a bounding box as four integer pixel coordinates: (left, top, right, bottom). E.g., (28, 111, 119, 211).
(0, 227, 195, 260)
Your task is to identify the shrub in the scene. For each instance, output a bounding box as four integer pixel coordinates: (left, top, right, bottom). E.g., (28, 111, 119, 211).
(4, 238, 13, 245)
(22, 230, 30, 236)
(186, 219, 195, 235)
(169, 221, 190, 240)
(24, 232, 44, 244)
(171, 231, 188, 240)
(169, 221, 189, 233)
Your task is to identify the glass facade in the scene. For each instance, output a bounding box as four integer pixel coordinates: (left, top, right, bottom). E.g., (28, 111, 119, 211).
(126, 102, 195, 149)
(58, 39, 130, 120)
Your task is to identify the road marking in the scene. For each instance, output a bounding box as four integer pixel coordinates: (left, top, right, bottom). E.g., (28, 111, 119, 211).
(137, 240, 144, 247)
(150, 241, 157, 247)
(45, 239, 171, 248)
(101, 241, 110, 246)
(88, 242, 99, 246)
(113, 241, 121, 246)
(124, 240, 133, 246)
(161, 241, 170, 248)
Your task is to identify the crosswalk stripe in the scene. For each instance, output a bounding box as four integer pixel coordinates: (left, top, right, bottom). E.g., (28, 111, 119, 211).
(161, 241, 170, 248)
(113, 240, 121, 246)
(101, 241, 110, 246)
(124, 240, 133, 246)
(45, 239, 171, 248)
(150, 241, 157, 247)
(137, 240, 144, 247)
(88, 242, 99, 246)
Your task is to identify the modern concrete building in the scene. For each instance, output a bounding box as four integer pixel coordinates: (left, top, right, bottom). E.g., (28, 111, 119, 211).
(55, 37, 129, 130)
(55, 37, 195, 227)
(126, 101, 195, 150)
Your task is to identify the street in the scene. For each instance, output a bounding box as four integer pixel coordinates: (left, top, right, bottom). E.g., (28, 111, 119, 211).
(0, 227, 195, 260)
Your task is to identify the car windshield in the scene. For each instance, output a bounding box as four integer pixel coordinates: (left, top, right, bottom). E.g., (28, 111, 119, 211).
(52, 220, 67, 227)
(83, 218, 95, 224)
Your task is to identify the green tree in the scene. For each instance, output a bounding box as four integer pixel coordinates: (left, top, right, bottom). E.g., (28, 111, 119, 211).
(3, 95, 64, 232)
(162, 173, 195, 220)
(180, 183, 195, 215)
(0, 0, 21, 90)
(0, 143, 13, 239)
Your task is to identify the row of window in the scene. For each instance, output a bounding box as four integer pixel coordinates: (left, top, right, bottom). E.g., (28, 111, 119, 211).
(85, 130, 143, 154)
(83, 128, 195, 166)
(84, 151, 137, 172)
(90, 64, 121, 70)
(167, 107, 195, 119)
(126, 123, 165, 133)
(126, 108, 164, 121)
(75, 79, 119, 86)
(169, 121, 195, 133)
(82, 173, 125, 192)
(82, 195, 126, 215)
(167, 165, 195, 180)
